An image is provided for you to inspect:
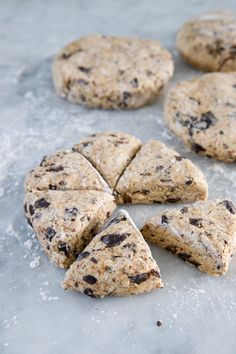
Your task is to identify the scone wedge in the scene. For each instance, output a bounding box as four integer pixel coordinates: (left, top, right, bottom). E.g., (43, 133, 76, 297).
(63, 210, 163, 297)
(73, 131, 141, 189)
(115, 140, 208, 204)
(24, 190, 116, 269)
(25, 149, 110, 193)
(141, 200, 236, 275)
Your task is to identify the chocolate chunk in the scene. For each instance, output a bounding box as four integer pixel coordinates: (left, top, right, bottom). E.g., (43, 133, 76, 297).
(78, 66, 91, 73)
(62, 52, 72, 59)
(58, 243, 70, 257)
(29, 204, 35, 216)
(91, 257, 98, 264)
(64, 207, 78, 221)
(77, 251, 90, 261)
(166, 198, 181, 203)
(129, 269, 160, 284)
(123, 91, 132, 100)
(156, 165, 164, 172)
(180, 207, 188, 214)
(101, 233, 130, 247)
(191, 143, 206, 153)
(221, 200, 236, 215)
(185, 179, 193, 185)
(83, 275, 97, 285)
(45, 165, 64, 172)
(130, 78, 139, 87)
(39, 155, 47, 166)
(161, 215, 169, 224)
(45, 227, 56, 241)
(189, 218, 203, 228)
(35, 198, 50, 208)
(194, 112, 217, 130)
(175, 155, 185, 161)
(84, 288, 96, 298)
(81, 141, 92, 148)
(129, 273, 149, 284)
(26, 217, 33, 228)
(177, 252, 191, 262)
(24, 202, 28, 213)
(48, 184, 57, 190)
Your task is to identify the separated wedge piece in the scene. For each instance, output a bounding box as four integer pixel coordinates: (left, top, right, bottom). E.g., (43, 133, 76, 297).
(63, 210, 163, 297)
(24, 190, 116, 269)
(141, 200, 236, 275)
(73, 131, 141, 189)
(115, 140, 208, 204)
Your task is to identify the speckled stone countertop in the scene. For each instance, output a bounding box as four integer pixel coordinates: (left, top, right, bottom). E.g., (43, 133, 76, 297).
(1, 1, 236, 353)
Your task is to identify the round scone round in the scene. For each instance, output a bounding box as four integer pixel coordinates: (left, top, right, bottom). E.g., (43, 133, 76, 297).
(177, 12, 236, 72)
(165, 72, 236, 162)
(52, 35, 174, 109)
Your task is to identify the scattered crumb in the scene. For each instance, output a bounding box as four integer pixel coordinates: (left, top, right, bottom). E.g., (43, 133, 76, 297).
(29, 256, 40, 268)
(24, 239, 33, 250)
(156, 320, 162, 327)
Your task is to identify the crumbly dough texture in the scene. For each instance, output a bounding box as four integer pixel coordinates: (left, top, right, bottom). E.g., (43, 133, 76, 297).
(73, 131, 142, 189)
(63, 210, 163, 297)
(52, 34, 174, 109)
(141, 199, 236, 275)
(25, 149, 110, 193)
(177, 12, 236, 72)
(165, 73, 236, 162)
(24, 190, 116, 269)
(115, 140, 208, 204)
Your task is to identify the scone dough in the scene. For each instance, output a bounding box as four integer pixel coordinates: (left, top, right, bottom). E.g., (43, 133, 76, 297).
(165, 73, 236, 162)
(177, 12, 236, 72)
(63, 210, 163, 297)
(115, 140, 208, 203)
(24, 190, 116, 269)
(25, 149, 110, 193)
(52, 34, 174, 109)
(73, 131, 142, 189)
(141, 200, 236, 275)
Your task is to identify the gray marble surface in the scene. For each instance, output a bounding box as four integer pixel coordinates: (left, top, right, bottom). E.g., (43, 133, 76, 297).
(1, 1, 236, 353)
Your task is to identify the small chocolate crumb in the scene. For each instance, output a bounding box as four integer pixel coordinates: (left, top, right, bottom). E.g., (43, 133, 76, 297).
(156, 320, 162, 327)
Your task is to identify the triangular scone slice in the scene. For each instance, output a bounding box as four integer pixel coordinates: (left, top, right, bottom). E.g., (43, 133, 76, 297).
(141, 199, 236, 275)
(24, 190, 116, 269)
(115, 140, 208, 204)
(63, 210, 163, 297)
(72, 132, 142, 189)
(25, 150, 110, 193)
